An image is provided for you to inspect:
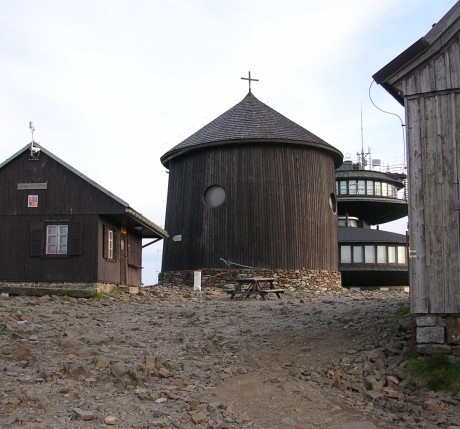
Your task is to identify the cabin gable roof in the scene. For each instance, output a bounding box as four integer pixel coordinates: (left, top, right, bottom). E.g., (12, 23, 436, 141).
(0, 144, 167, 239)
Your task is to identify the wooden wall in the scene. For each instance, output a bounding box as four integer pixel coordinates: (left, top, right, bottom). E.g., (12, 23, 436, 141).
(0, 149, 143, 286)
(391, 34, 460, 313)
(396, 35, 460, 97)
(0, 150, 124, 217)
(405, 92, 460, 313)
(0, 214, 99, 282)
(162, 143, 338, 272)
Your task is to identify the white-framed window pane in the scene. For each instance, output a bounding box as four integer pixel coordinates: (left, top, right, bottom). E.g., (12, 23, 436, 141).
(46, 224, 68, 255)
(353, 246, 363, 263)
(366, 181, 374, 195)
(374, 182, 381, 196)
(377, 246, 387, 263)
(388, 246, 396, 263)
(365, 245, 375, 263)
(341, 245, 352, 263)
(339, 181, 347, 195)
(398, 246, 406, 264)
(108, 230, 114, 259)
(357, 180, 366, 195)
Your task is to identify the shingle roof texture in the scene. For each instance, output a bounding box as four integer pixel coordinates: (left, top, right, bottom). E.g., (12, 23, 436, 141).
(161, 92, 342, 167)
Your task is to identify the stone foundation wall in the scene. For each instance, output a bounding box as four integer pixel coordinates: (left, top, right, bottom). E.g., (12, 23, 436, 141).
(158, 268, 342, 291)
(415, 314, 460, 357)
(0, 281, 119, 295)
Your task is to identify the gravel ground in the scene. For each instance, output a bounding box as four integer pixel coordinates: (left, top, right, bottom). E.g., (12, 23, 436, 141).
(0, 286, 459, 429)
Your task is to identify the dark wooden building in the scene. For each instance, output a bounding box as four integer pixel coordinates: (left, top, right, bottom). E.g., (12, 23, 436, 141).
(374, 2, 460, 354)
(0, 143, 167, 294)
(160, 91, 343, 286)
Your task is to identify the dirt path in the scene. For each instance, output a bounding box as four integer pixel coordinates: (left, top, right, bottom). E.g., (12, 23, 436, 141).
(0, 287, 459, 429)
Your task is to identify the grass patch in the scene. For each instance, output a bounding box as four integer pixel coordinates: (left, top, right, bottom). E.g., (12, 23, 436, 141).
(91, 292, 108, 300)
(395, 305, 411, 319)
(405, 354, 460, 393)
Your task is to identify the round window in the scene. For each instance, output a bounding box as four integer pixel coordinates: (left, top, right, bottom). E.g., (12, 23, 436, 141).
(329, 193, 337, 214)
(204, 185, 226, 208)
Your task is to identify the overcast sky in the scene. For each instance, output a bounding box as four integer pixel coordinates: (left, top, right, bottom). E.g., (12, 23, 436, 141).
(1, 0, 457, 284)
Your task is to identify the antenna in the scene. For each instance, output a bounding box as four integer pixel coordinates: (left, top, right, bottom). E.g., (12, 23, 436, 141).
(29, 121, 41, 157)
(357, 109, 369, 169)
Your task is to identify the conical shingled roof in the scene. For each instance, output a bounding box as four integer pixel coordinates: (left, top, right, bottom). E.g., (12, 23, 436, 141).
(160, 92, 343, 167)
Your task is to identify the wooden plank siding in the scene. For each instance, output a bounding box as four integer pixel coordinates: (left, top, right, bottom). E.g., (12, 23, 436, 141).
(0, 149, 146, 286)
(161, 143, 338, 272)
(0, 214, 99, 282)
(374, 3, 460, 317)
(0, 150, 125, 217)
(397, 35, 460, 97)
(405, 92, 460, 313)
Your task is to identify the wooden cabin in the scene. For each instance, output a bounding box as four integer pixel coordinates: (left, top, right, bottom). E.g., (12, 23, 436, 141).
(159, 91, 343, 289)
(0, 143, 167, 296)
(374, 2, 460, 354)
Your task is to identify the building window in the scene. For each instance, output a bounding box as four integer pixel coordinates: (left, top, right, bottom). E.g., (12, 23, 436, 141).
(339, 181, 347, 195)
(203, 185, 226, 208)
(46, 224, 68, 255)
(107, 229, 114, 259)
(381, 183, 389, 197)
(374, 182, 381, 196)
(366, 181, 374, 195)
(340, 245, 352, 263)
(377, 245, 387, 263)
(348, 180, 357, 195)
(357, 180, 366, 195)
(353, 246, 363, 263)
(398, 246, 406, 264)
(388, 246, 396, 263)
(104, 226, 116, 261)
(364, 245, 375, 263)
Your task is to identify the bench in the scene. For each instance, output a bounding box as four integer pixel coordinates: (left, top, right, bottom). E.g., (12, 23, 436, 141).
(225, 278, 285, 299)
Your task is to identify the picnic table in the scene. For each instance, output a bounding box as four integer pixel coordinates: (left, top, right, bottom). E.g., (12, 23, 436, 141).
(225, 277, 285, 300)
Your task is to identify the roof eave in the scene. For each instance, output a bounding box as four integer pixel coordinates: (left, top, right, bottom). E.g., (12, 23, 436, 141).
(161, 138, 344, 169)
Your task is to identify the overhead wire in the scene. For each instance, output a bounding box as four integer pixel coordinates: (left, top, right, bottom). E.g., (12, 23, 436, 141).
(368, 79, 407, 171)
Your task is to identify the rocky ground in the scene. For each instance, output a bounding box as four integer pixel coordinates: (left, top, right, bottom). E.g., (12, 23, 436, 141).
(0, 286, 459, 429)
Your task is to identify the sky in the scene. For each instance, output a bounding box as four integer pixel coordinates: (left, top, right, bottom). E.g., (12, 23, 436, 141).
(0, 0, 457, 285)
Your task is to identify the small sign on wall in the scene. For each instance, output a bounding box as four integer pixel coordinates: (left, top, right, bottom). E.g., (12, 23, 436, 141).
(28, 195, 38, 208)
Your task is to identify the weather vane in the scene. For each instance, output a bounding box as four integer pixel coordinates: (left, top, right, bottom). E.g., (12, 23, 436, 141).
(241, 71, 259, 93)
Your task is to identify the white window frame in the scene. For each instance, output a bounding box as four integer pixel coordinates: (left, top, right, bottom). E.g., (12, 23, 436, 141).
(46, 224, 68, 255)
(107, 229, 114, 260)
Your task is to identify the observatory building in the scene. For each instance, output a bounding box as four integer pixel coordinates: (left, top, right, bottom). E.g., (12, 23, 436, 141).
(159, 90, 343, 289)
(336, 155, 409, 288)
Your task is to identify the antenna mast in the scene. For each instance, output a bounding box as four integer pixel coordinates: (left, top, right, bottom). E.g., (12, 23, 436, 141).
(358, 108, 370, 169)
(29, 121, 40, 157)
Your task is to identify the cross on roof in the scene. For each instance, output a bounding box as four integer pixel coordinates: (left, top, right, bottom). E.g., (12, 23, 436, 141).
(241, 71, 259, 93)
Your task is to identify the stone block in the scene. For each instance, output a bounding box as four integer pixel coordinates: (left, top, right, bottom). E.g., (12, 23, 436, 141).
(416, 326, 445, 343)
(415, 315, 443, 327)
(416, 343, 452, 355)
(452, 346, 460, 357)
(446, 317, 460, 344)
